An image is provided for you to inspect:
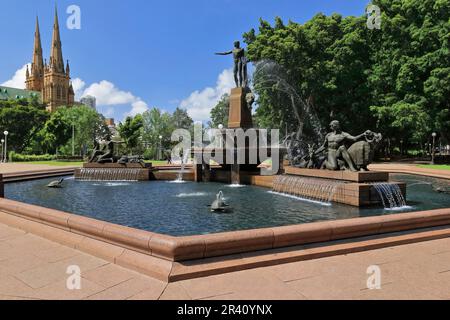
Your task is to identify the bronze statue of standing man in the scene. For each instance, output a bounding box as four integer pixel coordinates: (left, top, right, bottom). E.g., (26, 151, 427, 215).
(215, 41, 248, 88)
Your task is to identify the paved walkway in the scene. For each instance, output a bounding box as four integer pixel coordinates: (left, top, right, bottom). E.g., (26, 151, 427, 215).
(0, 163, 80, 174)
(369, 163, 450, 180)
(1, 221, 450, 300)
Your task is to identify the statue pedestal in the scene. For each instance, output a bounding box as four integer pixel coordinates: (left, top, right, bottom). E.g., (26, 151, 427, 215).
(228, 87, 253, 129)
(75, 163, 153, 181)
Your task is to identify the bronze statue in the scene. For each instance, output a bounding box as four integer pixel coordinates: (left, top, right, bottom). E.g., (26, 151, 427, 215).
(216, 41, 248, 88)
(285, 120, 382, 172)
(89, 140, 104, 163)
(97, 138, 115, 163)
(347, 132, 382, 171)
(315, 120, 370, 172)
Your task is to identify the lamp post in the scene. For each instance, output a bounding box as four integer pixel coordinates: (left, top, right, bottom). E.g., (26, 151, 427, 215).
(159, 135, 163, 161)
(3, 131, 8, 163)
(431, 132, 437, 165)
(0, 139, 4, 163)
(71, 117, 76, 157)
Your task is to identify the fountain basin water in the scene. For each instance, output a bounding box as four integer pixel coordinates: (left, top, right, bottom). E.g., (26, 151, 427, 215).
(4, 174, 449, 236)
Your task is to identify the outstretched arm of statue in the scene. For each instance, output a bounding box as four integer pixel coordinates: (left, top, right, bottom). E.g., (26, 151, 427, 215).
(345, 131, 370, 142)
(215, 51, 233, 55)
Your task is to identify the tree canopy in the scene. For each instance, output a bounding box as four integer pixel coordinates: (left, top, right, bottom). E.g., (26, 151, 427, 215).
(242, 0, 450, 153)
(0, 100, 49, 153)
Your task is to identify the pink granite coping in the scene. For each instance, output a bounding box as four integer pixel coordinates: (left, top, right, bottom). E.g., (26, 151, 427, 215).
(1, 197, 450, 264)
(284, 166, 390, 182)
(1, 166, 450, 282)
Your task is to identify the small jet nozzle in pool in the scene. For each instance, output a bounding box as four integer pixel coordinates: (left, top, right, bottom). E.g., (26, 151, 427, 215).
(208, 191, 231, 213)
(46, 178, 65, 188)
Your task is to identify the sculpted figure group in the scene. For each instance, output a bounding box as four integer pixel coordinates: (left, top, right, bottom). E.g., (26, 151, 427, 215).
(89, 138, 145, 166)
(285, 120, 382, 172)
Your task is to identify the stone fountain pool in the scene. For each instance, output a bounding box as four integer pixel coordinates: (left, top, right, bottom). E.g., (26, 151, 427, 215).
(4, 174, 450, 236)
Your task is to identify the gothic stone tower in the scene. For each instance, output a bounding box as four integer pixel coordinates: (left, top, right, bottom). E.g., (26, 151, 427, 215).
(26, 8, 75, 112)
(25, 17, 44, 92)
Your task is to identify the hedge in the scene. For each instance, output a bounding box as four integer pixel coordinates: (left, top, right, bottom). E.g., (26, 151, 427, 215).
(9, 152, 57, 162)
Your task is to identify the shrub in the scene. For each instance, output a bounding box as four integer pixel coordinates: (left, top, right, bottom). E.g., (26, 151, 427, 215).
(9, 152, 57, 162)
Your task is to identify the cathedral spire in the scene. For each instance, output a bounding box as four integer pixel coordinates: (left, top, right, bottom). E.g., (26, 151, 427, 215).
(66, 60, 70, 77)
(50, 5, 65, 73)
(31, 16, 44, 77)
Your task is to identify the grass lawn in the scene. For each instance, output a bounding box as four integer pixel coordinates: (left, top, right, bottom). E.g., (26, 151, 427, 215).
(22, 160, 171, 167)
(417, 164, 450, 171)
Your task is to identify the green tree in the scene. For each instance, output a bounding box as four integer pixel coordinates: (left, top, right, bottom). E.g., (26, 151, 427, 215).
(39, 112, 72, 154)
(0, 102, 49, 153)
(172, 107, 193, 130)
(208, 94, 229, 128)
(141, 108, 175, 159)
(57, 106, 108, 156)
(243, 0, 450, 153)
(118, 114, 144, 154)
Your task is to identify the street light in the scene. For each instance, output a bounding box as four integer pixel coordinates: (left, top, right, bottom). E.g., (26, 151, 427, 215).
(0, 139, 3, 163)
(71, 116, 76, 156)
(3, 131, 8, 163)
(431, 132, 437, 165)
(159, 135, 163, 161)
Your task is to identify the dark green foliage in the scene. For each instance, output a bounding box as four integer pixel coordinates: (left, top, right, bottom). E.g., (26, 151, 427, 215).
(209, 94, 230, 128)
(243, 0, 450, 153)
(118, 114, 144, 153)
(0, 101, 49, 153)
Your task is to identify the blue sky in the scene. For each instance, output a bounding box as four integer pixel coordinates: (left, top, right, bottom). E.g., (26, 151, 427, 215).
(0, 0, 368, 122)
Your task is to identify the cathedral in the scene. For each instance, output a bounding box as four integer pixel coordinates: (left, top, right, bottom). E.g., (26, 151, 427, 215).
(25, 8, 74, 112)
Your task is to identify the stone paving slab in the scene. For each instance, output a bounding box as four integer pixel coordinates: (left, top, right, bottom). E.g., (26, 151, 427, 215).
(0, 163, 80, 175)
(1, 221, 450, 300)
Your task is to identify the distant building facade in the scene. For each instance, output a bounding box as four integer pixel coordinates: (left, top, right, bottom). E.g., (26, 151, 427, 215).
(25, 8, 74, 112)
(80, 95, 97, 110)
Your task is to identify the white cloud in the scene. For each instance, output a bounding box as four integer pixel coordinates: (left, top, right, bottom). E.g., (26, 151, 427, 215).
(82, 80, 136, 105)
(128, 100, 149, 117)
(1, 64, 29, 89)
(180, 68, 234, 122)
(71, 78, 86, 99)
(81, 80, 149, 118)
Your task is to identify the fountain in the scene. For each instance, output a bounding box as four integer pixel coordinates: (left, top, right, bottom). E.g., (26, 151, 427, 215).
(372, 183, 407, 209)
(278, 120, 407, 207)
(209, 191, 231, 213)
(74, 138, 154, 181)
(194, 43, 282, 185)
(272, 175, 345, 204)
(175, 149, 191, 183)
